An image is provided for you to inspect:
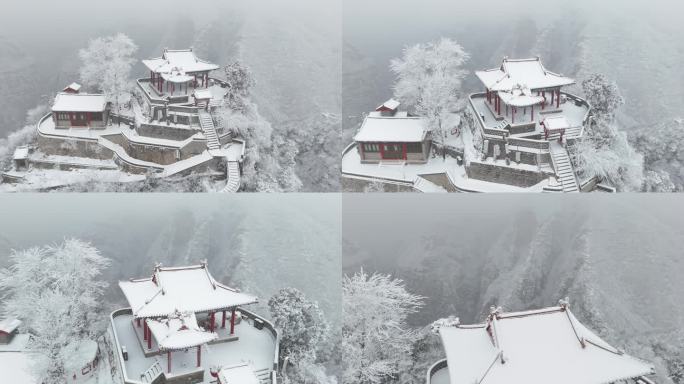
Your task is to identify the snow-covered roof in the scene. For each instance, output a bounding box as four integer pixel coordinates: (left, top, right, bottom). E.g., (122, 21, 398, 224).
(0, 318, 21, 334)
(143, 48, 219, 75)
(476, 57, 575, 92)
(354, 112, 428, 142)
(119, 263, 258, 318)
(193, 89, 213, 100)
(63, 82, 82, 93)
(497, 85, 545, 107)
(62, 340, 98, 374)
(218, 363, 260, 384)
(438, 304, 655, 384)
(52, 93, 107, 112)
(542, 116, 571, 130)
(376, 98, 400, 111)
(13, 146, 28, 161)
(146, 311, 217, 351)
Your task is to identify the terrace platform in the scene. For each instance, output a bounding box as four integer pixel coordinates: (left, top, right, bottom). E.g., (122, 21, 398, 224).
(469, 93, 590, 140)
(112, 310, 276, 384)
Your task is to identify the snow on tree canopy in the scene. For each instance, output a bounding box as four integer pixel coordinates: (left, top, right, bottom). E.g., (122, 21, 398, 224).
(438, 305, 655, 384)
(51, 93, 107, 112)
(119, 263, 258, 318)
(218, 363, 260, 384)
(476, 57, 575, 92)
(354, 112, 428, 142)
(146, 311, 217, 351)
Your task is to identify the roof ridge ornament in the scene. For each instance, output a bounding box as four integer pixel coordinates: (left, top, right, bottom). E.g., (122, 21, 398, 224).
(558, 297, 570, 310)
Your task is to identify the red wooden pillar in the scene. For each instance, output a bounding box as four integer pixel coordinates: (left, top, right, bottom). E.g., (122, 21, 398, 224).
(551, 90, 555, 105)
(531, 105, 534, 122)
(379, 143, 385, 160)
(136, 318, 140, 327)
(210, 312, 215, 333)
(557, 89, 560, 108)
(542, 91, 546, 110)
(143, 321, 147, 340)
(167, 351, 171, 373)
(205, 74, 209, 88)
(222, 311, 226, 329)
(512, 107, 515, 124)
(197, 346, 201, 367)
(230, 309, 236, 335)
(402, 143, 407, 160)
(147, 324, 152, 350)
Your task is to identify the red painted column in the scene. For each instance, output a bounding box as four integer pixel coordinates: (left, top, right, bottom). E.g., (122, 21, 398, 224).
(380, 143, 385, 160)
(531, 105, 534, 122)
(557, 89, 560, 108)
(551, 90, 555, 105)
(147, 326, 152, 350)
(136, 318, 140, 327)
(205, 74, 209, 88)
(210, 312, 215, 333)
(230, 309, 236, 336)
(197, 346, 201, 367)
(512, 107, 515, 124)
(402, 143, 407, 160)
(168, 351, 171, 373)
(222, 311, 226, 329)
(143, 322, 147, 341)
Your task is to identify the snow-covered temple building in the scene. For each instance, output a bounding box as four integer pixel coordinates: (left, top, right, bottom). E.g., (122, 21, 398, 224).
(0, 319, 35, 384)
(52, 92, 110, 129)
(426, 302, 656, 384)
(109, 263, 279, 384)
(6, 48, 245, 191)
(342, 56, 596, 193)
(353, 99, 432, 164)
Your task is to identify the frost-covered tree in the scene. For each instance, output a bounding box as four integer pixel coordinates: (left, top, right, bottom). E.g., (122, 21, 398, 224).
(632, 119, 684, 192)
(224, 61, 256, 111)
(269, 288, 334, 384)
(0, 239, 111, 384)
(0, 103, 49, 169)
(342, 270, 424, 384)
(79, 33, 138, 117)
(215, 62, 301, 192)
(390, 38, 470, 159)
(269, 287, 330, 362)
(573, 74, 643, 191)
(581, 74, 624, 123)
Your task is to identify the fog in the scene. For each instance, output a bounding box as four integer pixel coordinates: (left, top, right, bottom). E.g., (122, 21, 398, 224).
(343, 0, 684, 136)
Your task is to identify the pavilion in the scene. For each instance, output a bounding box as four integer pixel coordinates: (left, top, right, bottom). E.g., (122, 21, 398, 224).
(476, 57, 575, 125)
(432, 301, 656, 384)
(143, 48, 220, 96)
(118, 262, 258, 374)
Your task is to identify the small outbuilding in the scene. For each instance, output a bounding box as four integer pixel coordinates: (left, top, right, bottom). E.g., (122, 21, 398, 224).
(52, 93, 109, 129)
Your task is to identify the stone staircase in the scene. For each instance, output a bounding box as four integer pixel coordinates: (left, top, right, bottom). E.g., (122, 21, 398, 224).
(220, 161, 241, 193)
(140, 360, 163, 383)
(199, 110, 220, 150)
(413, 176, 448, 193)
(550, 142, 579, 193)
(254, 368, 272, 384)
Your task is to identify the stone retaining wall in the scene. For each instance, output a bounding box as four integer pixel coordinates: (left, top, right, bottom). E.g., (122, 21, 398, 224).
(466, 161, 551, 188)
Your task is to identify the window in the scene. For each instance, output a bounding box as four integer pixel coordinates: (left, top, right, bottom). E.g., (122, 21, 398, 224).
(382, 143, 404, 160)
(90, 112, 103, 121)
(56, 112, 69, 120)
(406, 142, 422, 153)
(363, 143, 379, 152)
